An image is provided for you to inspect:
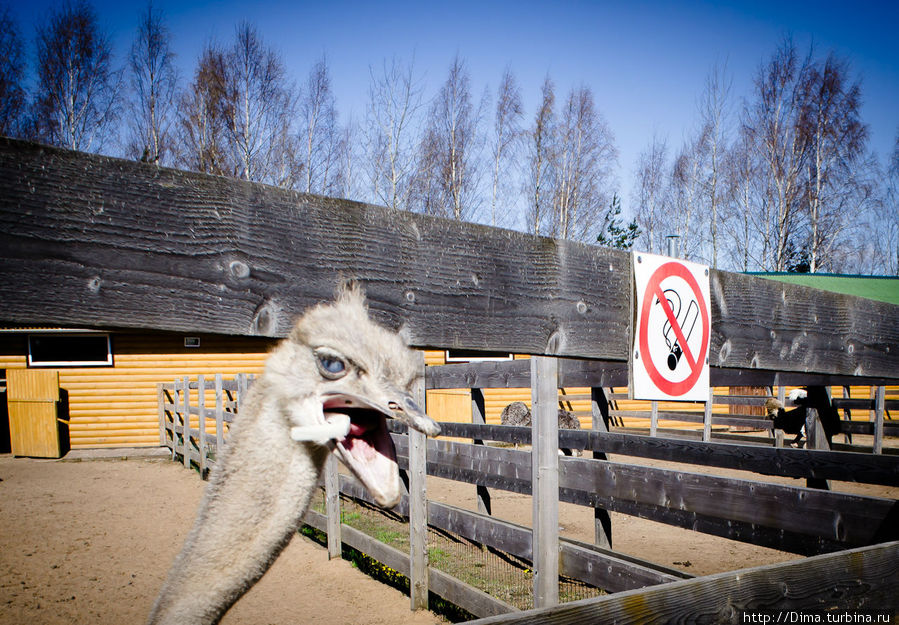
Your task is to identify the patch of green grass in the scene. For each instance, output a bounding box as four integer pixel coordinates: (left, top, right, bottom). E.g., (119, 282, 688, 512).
(374, 528, 405, 544)
(428, 546, 451, 567)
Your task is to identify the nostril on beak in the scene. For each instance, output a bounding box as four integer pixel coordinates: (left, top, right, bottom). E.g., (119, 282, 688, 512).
(388, 401, 401, 411)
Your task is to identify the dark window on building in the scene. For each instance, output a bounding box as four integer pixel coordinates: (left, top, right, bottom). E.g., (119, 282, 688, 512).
(28, 334, 113, 367)
(444, 349, 513, 363)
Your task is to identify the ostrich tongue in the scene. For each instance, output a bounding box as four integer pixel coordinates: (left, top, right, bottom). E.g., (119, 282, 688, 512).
(289, 391, 437, 507)
(323, 393, 406, 508)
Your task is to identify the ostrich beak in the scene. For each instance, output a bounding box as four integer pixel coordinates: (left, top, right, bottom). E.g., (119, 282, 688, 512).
(383, 388, 441, 437)
(319, 391, 439, 508)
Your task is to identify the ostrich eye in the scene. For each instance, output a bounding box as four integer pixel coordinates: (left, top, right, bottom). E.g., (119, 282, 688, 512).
(314, 349, 347, 379)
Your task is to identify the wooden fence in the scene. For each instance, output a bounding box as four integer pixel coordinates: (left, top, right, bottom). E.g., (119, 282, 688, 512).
(157, 374, 254, 476)
(4, 138, 899, 621)
(159, 369, 899, 619)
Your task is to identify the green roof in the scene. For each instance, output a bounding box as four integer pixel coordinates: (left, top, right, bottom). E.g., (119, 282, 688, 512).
(749, 273, 899, 306)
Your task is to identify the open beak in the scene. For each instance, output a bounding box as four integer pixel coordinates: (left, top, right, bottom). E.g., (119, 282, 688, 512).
(320, 390, 439, 508)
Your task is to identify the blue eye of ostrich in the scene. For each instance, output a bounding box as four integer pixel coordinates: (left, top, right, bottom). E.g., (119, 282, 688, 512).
(315, 350, 348, 379)
(320, 357, 344, 374)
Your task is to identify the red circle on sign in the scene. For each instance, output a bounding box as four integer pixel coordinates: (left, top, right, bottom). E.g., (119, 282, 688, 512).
(638, 262, 710, 396)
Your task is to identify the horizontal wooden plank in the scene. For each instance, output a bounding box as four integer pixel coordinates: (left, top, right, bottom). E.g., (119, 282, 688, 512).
(426, 360, 899, 391)
(425, 359, 630, 390)
(465, 541, 899, 624)
(842, 420, 899, 436)
(0, 138, 629, 358)
(430, 422, 899, 486)
(833, 397, 899, 410)
(3, 138, 899, 377)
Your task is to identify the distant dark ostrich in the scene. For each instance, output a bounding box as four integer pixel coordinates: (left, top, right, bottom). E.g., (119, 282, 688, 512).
(500, 401, 582, 456)
(765, 387, 840, 448)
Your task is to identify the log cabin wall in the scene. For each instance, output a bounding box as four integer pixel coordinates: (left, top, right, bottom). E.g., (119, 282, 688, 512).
(0, 331, 276, 448)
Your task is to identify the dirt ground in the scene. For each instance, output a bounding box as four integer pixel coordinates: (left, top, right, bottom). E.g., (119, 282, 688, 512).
(0, 453, 443, 625)
(1, 446, 896, 624)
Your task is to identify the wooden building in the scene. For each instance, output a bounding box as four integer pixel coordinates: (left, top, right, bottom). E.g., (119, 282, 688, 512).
(0, 329, 276, 452)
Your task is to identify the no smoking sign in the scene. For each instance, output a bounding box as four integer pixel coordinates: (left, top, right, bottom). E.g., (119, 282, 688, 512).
(631, 252, 711, 401)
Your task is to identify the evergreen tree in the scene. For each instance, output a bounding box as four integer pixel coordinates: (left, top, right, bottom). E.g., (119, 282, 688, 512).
(596, 194, 640, 250)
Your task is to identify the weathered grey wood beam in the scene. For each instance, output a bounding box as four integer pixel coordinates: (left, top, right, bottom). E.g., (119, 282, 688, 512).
(2, 138, 899, 377)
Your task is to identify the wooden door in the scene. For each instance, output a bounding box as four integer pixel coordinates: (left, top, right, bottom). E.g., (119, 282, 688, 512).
(7, 369, 64, 458)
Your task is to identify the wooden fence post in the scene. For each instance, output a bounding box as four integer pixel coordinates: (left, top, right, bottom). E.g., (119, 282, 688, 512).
(409, 352, 429, 611)
(181, 376, 190, 469)
(157, 383, 166, 447)
(236, 373, 247, 411)
(805, 406, 831, 490)
(590, 387, 612, 549)
(531, 356, 559, 609)
(324, 454, 341, 559)
(703, 387, 713, 442)
(874, 386, 885, 455)
(471, 388, 491, 516)
(215, 374, 224, 454)
(774, 429, 785, 448)
(197, 374, 206, 475)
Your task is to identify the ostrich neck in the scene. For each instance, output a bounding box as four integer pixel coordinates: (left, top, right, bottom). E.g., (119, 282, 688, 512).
(148, 385, 330, 625)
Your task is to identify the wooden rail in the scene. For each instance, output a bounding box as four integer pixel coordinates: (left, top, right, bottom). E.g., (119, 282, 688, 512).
(432, 423, 899, 486)
(391, 432, 898, 555)
(466, 541, 899, 624)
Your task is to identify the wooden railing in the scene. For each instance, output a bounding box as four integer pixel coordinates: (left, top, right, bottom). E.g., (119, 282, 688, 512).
(157, 374, 253, 475)
(158, 368, 899, 619)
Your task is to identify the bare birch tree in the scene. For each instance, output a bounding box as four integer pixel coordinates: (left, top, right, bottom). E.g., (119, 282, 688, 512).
(126, 2, 178, 164)
(550, 85, 617, 242)
(32, 0, 121, 152)
(666, 130, 710, 261)
(298, 56, 345, 195)
(363, 56, 423, 210)
(633, 133, 669, 253)
(221, 22, 297, 186)
(410, 120, 441, 215)
(697, 61, 732, 268)
(335, 119, 360, 200)
(797, 52, 868, 272)
(0, 5, 26, 138)
(720, 132, 764, 271)
(525, 75, 556, 236)
(489, 67, 523, 228)
(417, 55, 482, 220)
(879, 133, 899, 274)
(741, 38, 811, 271)
(175, 42, 230, 176)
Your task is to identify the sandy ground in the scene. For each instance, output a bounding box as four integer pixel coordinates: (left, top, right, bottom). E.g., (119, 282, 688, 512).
(0, 454, 442, 625)
(1, 445, 896, 624)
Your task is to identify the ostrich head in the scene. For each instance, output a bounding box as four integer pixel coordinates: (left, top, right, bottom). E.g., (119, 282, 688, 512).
(265, 283, 439, 508)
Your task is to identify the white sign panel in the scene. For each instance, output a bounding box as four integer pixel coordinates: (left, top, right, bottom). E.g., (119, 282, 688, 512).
(631, 252, 711, 401)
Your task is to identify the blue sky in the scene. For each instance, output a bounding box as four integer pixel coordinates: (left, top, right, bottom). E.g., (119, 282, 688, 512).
(6, 0, 899, 212)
